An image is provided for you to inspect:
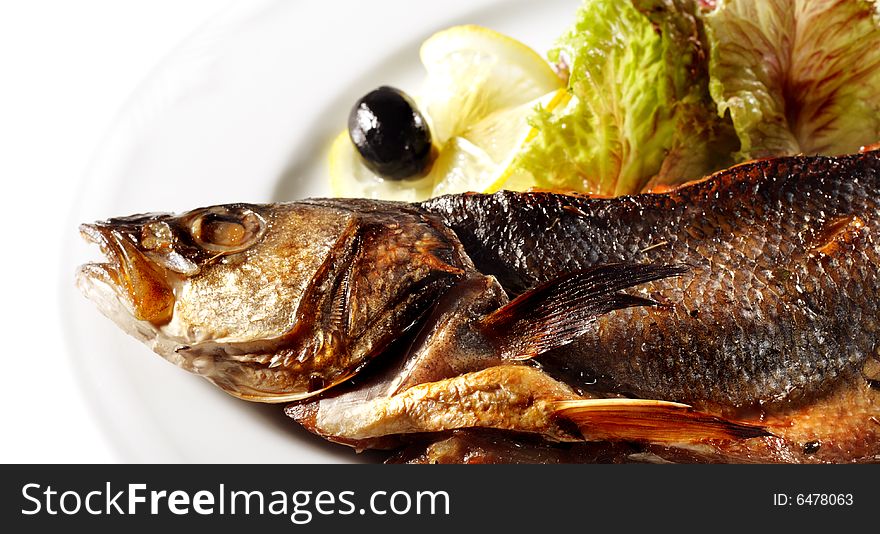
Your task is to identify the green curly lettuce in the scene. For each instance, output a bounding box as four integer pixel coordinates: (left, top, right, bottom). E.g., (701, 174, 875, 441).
(514, 0, 737, 196)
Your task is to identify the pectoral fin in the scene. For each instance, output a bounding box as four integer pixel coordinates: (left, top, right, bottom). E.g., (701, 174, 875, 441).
(289, 364, 769, 448)
(296, 365, 583, 442)
(553, 399, 769, 444)
(480, 263, 687, 360)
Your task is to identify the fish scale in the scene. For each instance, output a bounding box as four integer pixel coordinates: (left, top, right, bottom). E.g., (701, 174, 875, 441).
(420, 151, 880, 406)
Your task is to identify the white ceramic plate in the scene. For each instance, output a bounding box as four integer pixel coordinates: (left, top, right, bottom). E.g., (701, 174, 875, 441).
(61, 0, 580, 463)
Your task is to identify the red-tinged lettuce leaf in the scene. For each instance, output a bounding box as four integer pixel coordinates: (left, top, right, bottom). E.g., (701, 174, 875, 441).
(705, 0, 880, 160)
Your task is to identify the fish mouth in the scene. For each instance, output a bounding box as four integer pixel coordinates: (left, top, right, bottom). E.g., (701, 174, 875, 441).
(77, 222, 176, 325)
(77, 223, 125, 299)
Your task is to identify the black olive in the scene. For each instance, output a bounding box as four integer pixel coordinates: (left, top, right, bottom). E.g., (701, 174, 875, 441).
(348, 86, 433, 180)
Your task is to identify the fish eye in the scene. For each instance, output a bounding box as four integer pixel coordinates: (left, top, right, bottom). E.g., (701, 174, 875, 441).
(189, 206, 266, 253)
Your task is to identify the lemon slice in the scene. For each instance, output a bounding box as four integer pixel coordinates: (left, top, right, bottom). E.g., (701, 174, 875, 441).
(435, 88, 568, 196)
(329, 131, 496, 201)
(329, 132, 434, 201)
(427, 137, 496, 196)
(329, 25, 564, 201)
(476, 88, 570, 193)
(419, 25, 563, 143)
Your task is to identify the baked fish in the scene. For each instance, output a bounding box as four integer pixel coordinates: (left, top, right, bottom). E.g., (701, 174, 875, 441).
(77, 149, 880, 463)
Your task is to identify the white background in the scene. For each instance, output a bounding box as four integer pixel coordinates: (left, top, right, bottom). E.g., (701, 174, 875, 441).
(1, 0, 228, 462)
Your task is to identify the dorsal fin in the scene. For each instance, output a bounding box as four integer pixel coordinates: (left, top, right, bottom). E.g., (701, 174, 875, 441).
(480, 263, 687, 360)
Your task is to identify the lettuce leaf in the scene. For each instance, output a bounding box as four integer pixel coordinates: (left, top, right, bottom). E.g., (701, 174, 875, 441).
(514, 0, 736, 196)
(705, 0, 880, 160)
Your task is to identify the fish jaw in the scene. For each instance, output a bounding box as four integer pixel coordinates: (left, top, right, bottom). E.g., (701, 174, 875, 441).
(75, 258, 276, 397)
(75, 252, 188, 371)
(78, 221, 176, 324)
(76, 251, 317, 402)
(76, 222, 191, 370)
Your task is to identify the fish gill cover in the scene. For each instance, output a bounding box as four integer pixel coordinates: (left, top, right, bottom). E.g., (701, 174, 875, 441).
(513, 0, 880, 196)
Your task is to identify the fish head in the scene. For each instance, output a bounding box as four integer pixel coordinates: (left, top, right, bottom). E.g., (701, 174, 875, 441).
(77, 200, 469, 403)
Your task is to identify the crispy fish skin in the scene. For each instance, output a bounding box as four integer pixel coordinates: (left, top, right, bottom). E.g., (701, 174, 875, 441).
(420, 151, 880, 407)
(77, 150, 880, 463)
